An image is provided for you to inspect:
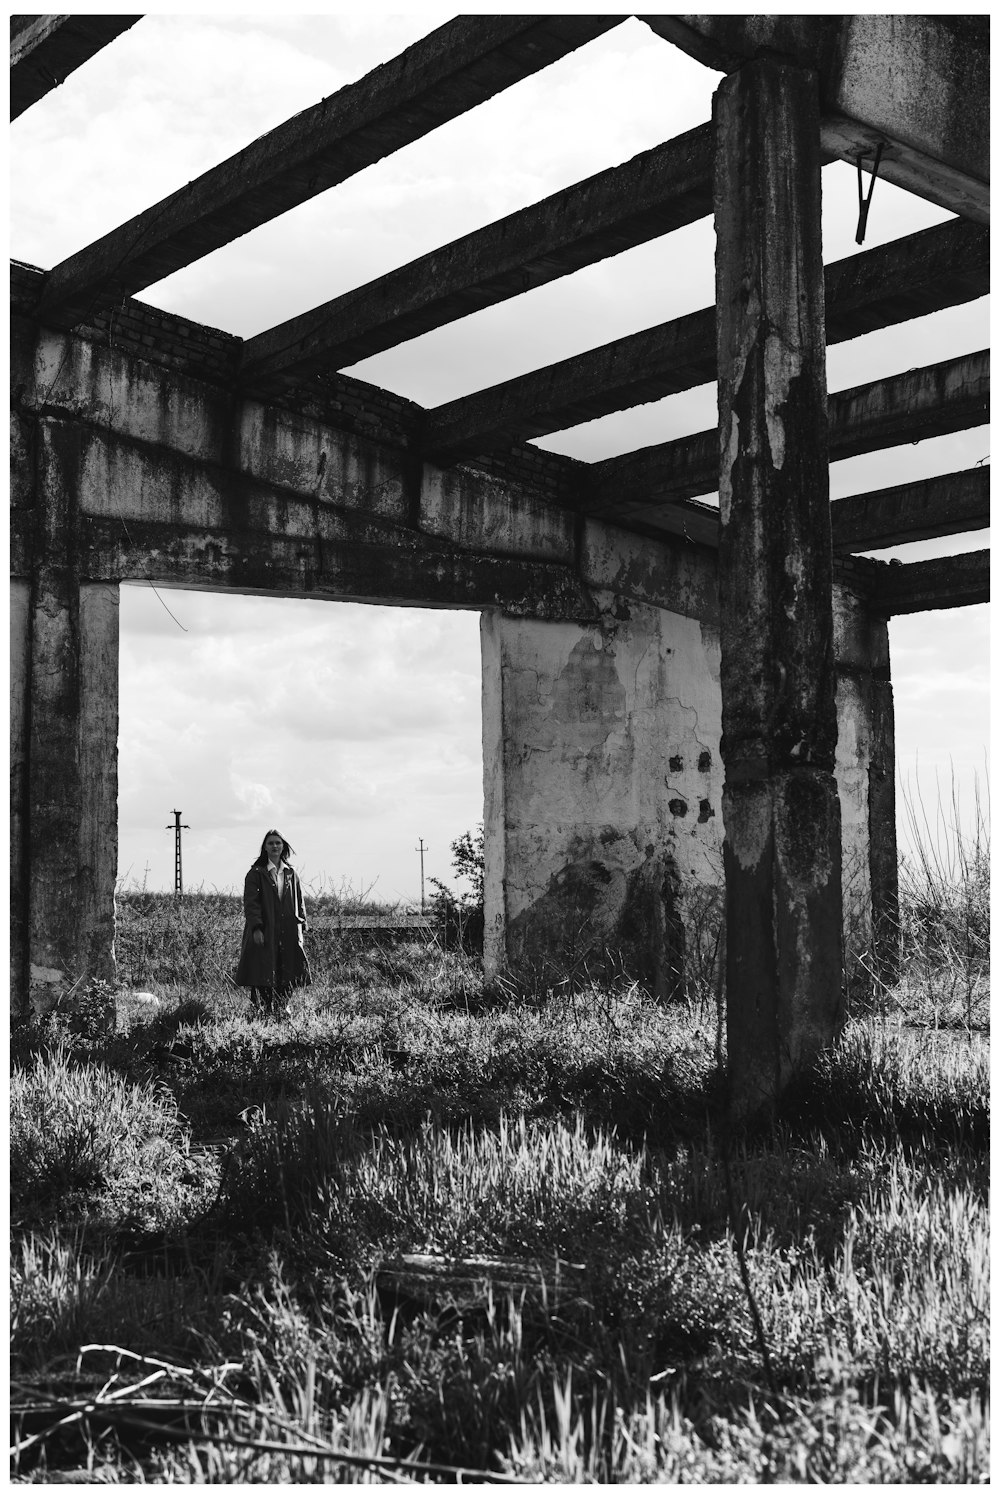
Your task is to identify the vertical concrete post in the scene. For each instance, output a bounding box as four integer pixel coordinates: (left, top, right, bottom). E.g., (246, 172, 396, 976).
(868, 629, 899, 985)
(10, 580, 31, 1011)
(714, 58, 844, 1116)
(21, 419, 119, 1017)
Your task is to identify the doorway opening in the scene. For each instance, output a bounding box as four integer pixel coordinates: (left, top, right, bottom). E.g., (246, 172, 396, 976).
(116, 585, 484, 910)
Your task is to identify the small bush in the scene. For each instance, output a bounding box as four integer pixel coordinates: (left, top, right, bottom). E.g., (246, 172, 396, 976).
(10, 1042, 218, 1233)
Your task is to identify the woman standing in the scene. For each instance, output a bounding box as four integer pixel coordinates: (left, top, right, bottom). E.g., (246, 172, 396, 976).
(235, 829, 311, 1016)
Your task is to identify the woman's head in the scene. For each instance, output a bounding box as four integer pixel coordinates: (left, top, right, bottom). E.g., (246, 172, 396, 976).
(257, 829, 294, 866)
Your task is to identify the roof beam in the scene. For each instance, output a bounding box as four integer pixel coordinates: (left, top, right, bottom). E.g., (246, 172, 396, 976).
(870, 550, 990, 615)
(423, 217, 988, 462)
(585, 350, 990, 516)
(587, 464, 992, 557)
(643, 16, 989, 222)
(831, 467, 990, 553)
(831, 350, 989, 464)
(424, 307, 715, 463)
(34, 15, 623, 328)
(10, 15, 140, 120)
(240, 124, 714, 390)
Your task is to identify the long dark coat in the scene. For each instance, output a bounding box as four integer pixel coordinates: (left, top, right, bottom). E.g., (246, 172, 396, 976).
(235, 862, 311, 990)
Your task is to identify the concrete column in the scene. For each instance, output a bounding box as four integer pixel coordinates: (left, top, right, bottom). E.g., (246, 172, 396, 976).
(481, 602, 724, 998)
(714, 58, 843, 1116)
(10, 580, 31, 1012)
(21, 419, 119, 1016)
(868, 636, 899, 985)
(832, 586, 897, 995)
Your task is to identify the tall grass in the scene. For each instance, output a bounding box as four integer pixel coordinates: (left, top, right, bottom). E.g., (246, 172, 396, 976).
(892, 770, 990, 1029)
(11, 797, 989, 1484)
(10, 1041, 219, 1234)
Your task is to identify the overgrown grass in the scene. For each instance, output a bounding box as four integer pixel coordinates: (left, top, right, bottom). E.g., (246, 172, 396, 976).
(10, 828, 989, 1483)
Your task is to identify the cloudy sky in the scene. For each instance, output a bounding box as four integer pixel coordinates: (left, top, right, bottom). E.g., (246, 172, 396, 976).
(12, 10, 989, 901)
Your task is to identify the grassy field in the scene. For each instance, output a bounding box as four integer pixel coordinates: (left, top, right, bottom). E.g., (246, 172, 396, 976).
(10, 843, 989, 1483)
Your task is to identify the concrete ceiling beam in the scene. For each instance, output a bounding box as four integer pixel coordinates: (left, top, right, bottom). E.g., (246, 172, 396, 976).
(831, 349, 989, 463)
(616, 466, 992, 557)
(831, 467, 990, 553)
(239, 124, 714, 390)
(870, 549, 990, 614)
(33, 15, 623, 328)
(642, 15, 989, 222)
(586, 350, 990, 513)
(422, 217, 988, 462)
(10, 15, 140, 121)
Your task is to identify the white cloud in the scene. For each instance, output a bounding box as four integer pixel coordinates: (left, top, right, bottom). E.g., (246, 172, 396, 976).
(230, 773, 276, 821)
(14, 16, 988, 894)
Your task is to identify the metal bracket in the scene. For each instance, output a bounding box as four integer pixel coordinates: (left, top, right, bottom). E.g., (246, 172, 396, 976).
(855, 143, 885, 246)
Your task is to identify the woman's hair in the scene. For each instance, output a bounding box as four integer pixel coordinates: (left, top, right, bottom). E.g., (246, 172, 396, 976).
(252, 829, 295, 868)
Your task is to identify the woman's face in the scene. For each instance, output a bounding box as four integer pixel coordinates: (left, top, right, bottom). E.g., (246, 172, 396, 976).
(265, 835, 284, 864)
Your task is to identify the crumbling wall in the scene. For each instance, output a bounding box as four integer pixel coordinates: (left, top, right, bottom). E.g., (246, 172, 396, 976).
(482, 597, 724, 999)
(483, 579, 890, 999)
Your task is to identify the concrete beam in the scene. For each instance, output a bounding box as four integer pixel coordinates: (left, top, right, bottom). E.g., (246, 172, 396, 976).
(586, 350, 990, 513)
(11, 409, 721, 628)
(871, 550, 990, 615)
(35, 16, 623, 327)
(10, 15, 140, 120)
(240, 125, 714, 389)
(577, 464, 992, 559)
(426, 308, 718, 463)
(10, 415, 599, 621)
(832, 351, 989, 463)
(823, 219, 988, 344)
(644, 15, 989, 221)
(832, 467, 990, 552)
(714, 56, 843, 1119)
(424, 216, 988, 461)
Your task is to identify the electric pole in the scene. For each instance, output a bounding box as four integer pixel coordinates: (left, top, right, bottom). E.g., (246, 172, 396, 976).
(166, 810, 190, 896)
(415, 837, 428, 912)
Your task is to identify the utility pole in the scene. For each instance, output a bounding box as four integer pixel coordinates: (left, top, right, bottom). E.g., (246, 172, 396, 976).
(415, 837, 428, 912)
(166, 810, 190, 896)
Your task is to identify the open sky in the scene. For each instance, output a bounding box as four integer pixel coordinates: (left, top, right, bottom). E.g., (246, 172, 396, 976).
(11, 10, 989, 902)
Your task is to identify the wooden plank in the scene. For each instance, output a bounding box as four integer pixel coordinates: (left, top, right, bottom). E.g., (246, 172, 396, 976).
(35, 16, 623, 327)
(240, 124, 714, 388)
(585, 351, 990, 514)
(423, 216, 987, 463)
(831, 467, 990, 552)
(10, 15, 140, 121)
(871, 550, 989, 614)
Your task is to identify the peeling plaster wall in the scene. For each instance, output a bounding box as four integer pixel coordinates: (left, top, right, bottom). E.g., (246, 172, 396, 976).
(484, 580, 884, 997)
(482, 596, 724, 999)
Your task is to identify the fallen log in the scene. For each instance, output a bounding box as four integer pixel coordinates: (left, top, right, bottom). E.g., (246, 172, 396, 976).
(374, 1253, 588, 1317)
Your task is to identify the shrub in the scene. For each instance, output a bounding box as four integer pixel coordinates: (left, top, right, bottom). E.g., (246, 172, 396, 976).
(10, 1042, 218, 1233)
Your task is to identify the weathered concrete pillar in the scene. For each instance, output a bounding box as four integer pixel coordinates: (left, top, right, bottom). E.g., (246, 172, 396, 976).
(18, 417, 119, 1017)
(868, 633, 899, 985)
(481, 601, 724, 998)
(10, 579, 31, 1011)
(714, 58, 843, 1115)
(833, 587, 898, 992)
